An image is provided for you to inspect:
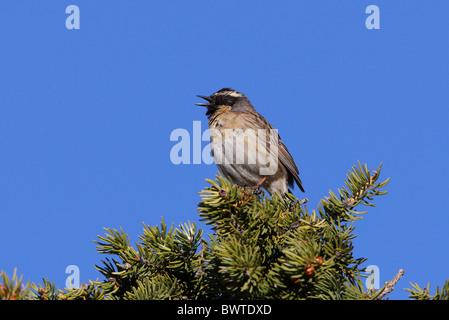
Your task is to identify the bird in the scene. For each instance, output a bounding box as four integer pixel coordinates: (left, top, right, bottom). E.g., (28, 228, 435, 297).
(196, 88, 304, 196)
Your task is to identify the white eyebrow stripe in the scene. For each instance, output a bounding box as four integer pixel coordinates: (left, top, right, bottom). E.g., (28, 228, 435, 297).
(214, 90, 244, 98)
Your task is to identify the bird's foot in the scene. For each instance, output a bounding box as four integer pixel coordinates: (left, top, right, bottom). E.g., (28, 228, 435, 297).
(241, 177, 266, 194)
(254, 177, 267, 189)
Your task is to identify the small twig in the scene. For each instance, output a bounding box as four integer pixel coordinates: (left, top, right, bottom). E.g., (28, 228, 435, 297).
(288, 221, 301, 233)
(376, 269, 405, 300)
(194, 240, 208, 279)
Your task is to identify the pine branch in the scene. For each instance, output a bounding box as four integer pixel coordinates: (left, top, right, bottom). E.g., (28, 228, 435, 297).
(7, 161, 445, 301)
(0, 268, 30, 300)
(375, 269, 405, 300)
(406, 280, 449, 300)
(318, 161, 389, 222)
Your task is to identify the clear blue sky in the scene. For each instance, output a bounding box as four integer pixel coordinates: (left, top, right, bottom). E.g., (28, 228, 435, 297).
(1, 1, 448, 300)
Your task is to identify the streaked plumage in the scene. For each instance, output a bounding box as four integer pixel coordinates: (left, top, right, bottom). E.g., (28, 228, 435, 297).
(197, 88, 304, 196)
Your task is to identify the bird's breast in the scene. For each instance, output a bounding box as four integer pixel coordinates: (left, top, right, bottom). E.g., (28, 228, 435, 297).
(208, 106, 236, 130)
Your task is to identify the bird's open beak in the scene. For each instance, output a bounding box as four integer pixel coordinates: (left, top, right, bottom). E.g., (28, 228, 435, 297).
(196, 95, 213, 107)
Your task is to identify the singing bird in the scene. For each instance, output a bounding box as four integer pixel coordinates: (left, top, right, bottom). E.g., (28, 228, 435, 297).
(197, 88, 304, 196)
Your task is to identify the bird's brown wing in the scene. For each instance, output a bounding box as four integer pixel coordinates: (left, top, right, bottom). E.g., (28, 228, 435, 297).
(253, 113, 305, 193)
(277, 139, 305, 192)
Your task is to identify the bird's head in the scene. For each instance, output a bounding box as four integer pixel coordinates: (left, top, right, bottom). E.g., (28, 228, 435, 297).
(196, 88, 254, 117)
